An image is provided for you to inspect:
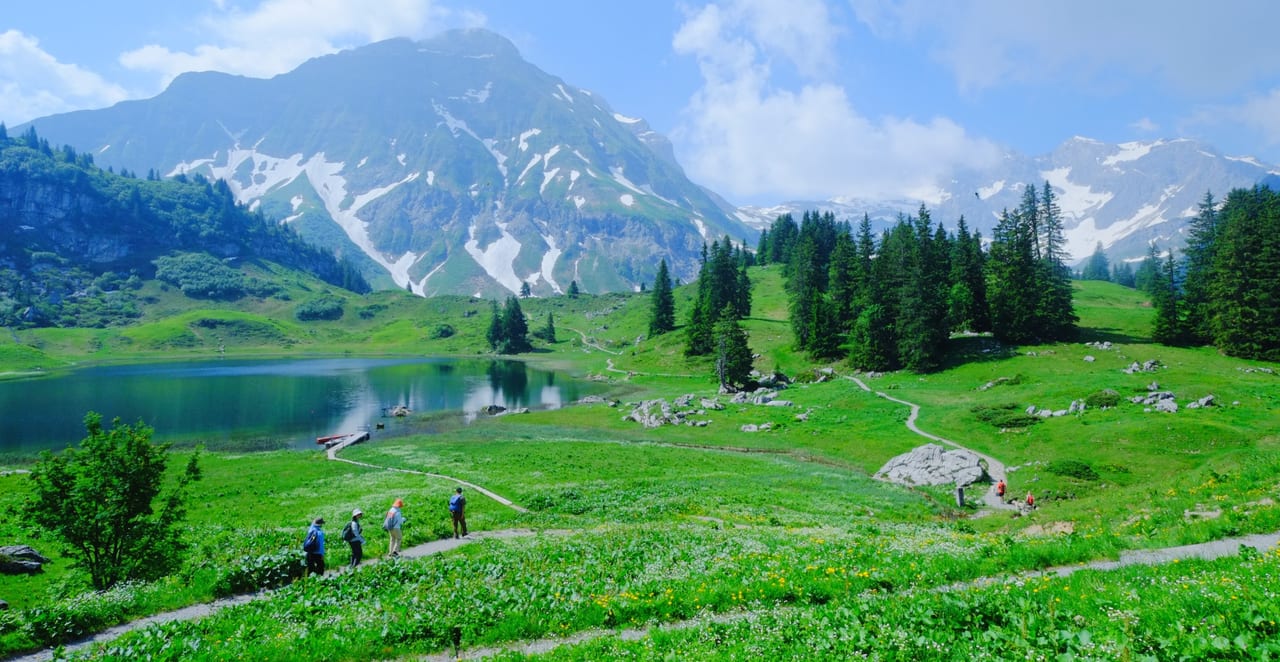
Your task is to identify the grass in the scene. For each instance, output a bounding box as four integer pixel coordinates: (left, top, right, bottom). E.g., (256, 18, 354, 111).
(2, 273, 1280, 659)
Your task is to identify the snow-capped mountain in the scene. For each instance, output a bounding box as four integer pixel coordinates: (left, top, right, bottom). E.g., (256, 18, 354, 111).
(740, 137, 1280, 264)
(20, 29, 751, 296)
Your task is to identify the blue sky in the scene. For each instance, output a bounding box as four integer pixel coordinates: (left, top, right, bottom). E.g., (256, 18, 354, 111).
(5, 0, 1280, 205)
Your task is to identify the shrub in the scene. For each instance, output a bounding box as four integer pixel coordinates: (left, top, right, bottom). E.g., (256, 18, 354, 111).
(971, 403, 1040, 429)
(1084, 388, 1121, 408)
(212, 551, 306, 597)
(1046, 459, 1100, 481)
(23, 582, 143, 646)
(154, 253, 245, 300)
(295, 295, 344, 321)
(429, 324, 456, 339)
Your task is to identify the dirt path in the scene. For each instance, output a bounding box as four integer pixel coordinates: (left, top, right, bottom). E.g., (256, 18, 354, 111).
(327, 446, 527, 513)
(847, 376, 1018, 513)
(561, 326, 621, 356)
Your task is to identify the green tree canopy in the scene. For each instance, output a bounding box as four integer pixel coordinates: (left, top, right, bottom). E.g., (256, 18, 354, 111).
(25, 412, 201, 590)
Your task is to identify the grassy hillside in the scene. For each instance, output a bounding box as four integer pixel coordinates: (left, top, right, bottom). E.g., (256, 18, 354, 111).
(2, 270, 1280, 659)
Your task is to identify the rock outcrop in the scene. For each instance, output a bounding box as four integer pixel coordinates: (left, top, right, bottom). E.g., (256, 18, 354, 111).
(875, 444, 989, 487)
(0, 545, 50, 575)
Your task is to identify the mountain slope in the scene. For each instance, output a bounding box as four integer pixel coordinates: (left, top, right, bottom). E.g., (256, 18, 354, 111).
(739, 137, 1280, 264)
(23, 30, 752, 296)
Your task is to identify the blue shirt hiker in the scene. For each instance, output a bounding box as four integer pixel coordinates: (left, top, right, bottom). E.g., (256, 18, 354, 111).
(303, 517, 326, 576)
(449, 487, 467, 539)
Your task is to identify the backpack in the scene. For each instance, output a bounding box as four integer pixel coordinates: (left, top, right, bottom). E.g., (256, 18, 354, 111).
(302, 529, 320, 554)
(383, 510, 397, 531)
(341, 521, 355, 542)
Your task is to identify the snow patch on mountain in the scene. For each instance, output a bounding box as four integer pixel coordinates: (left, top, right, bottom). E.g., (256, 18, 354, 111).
(1040, 167, 1114, 218)
(434, 102, 508, 177)
(693, 217, 708, 240)
(1103, 141, 1163, 167)
(620, 194, 635, 207)
(464, 220, 523, 293)
(290, 195, 303, 212)
(553, 84, 574, 104)
(614, 113, 641, 124)
(610, 166, 646, 197)
(540, 234, 563, 294)
(518, 128, 541, 151)
(541, 168, 560, 195)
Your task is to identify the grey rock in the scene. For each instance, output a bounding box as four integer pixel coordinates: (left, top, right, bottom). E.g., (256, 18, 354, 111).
(1083, 355, 1095, 362)
(875, 443, 989, 487)
(701, 397, 724, 410)
(578, 395, 608, 404)
(741, 424, 759, 432)
(0, 545, 50, 564)
(1154, 399, 1178, 413)
(765, 400, 793, 407)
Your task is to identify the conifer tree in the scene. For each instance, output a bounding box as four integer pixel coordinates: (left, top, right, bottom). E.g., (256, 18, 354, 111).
(497, 296, 532, 353)
(648, 259, 676, 336)
(567, 280, 581, 298)
(486, 300, 503, 351)
(1180, 192, 1219, 344)
(1207, 186, 1280, 360)
(1151, 250, 1184, 345)
(713, 307, 754, 391)
(1081, 242, 1111, 281)
(987, 208, 1039, 343)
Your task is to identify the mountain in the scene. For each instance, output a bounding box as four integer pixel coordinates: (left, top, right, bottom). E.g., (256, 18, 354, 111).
(739, 137, 1280, 264)
(20, 29, 753, 297)
(0, 129, 369, 326)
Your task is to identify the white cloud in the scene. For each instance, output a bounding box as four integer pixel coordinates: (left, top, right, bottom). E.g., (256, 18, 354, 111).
(673, 0, 999, 202)
(120, 0, 485, 85)
(850, 0, 1280, 97)
(1130, 117, 1159, 133)
(1196, 88, 1280, 147)
(0, 30, 129, 125)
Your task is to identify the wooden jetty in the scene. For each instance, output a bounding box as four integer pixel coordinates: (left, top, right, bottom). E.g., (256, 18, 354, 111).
(317, 430, 370, 451)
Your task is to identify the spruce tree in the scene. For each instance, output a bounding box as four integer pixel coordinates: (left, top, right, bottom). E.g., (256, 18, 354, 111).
(486, 300, 503, 351)
(713, 308, 754, 391)
(1081, 242, 1111, 281)
(1180, 192, 1219, 344)
(567, 280, 580, 298)
(1207, 186, 1280, 360)
(499, 296, 532, 353)
(649, 259, 676, 336)
(1151, 250, 1184, 345)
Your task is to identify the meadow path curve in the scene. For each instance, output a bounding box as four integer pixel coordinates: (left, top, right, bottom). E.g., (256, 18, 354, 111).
(847, 376, 1018, 513)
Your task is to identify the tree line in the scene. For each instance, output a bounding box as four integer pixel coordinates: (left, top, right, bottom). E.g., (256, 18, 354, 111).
(755, 183, 1076, 372)
(1148, 187, 1280, 360)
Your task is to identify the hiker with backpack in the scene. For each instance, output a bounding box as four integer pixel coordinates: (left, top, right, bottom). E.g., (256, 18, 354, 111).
(341, 509, 365, 568)
(384, 498, 405, 558)
(449, 487, 467, 539)
(302, 517, 326, 576)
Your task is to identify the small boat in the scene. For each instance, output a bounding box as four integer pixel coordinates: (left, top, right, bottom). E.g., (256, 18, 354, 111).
(315, 434, 345, 445)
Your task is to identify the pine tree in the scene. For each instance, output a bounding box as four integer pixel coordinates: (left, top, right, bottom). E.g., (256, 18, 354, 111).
(1207, 186, 1280, 360)
(987, 208, 1039, 343)
(713, 308, 754, 391)
(1151, 250, 1184, 345)
(486, 300, 503, 351)
(648, 259, 676, 336)
(539, 311, 557, 343)
(1081, 242, 1111, 281)
(1111, 261, 1136, 287)
(567, 280, 581, 298)
(1180, 192, 1219, 344)
(499, 296, 532, 353)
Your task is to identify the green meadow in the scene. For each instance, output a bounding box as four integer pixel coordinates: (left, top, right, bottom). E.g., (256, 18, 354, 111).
(2, 271, 1280, 659)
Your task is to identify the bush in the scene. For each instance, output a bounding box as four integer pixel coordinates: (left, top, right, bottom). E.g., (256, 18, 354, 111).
(154, 253, 245, 300)
(971, 403, 1040, 429)
(212, 551, 307, 597)
(429, 324, 456, 339)
(295, 296, 344, 321)
(1084, 388, 1121, 408)
(1046, 459, 1100, 481)
(23, 582, 142, 646)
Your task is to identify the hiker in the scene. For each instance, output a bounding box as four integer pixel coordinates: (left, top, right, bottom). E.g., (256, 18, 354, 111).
(302, 517, 326, 576)
(449, 487, 468, 539)
(996, 479, 1006, 499)
(342, 509, 365, 568)
(384, 498, 405, 557)
(1026, 491, 1036, 509)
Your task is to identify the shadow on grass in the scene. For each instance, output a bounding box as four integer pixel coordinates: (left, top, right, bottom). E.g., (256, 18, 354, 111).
(1077, 326, 1151, 345)
(939, 335, 1018, 370)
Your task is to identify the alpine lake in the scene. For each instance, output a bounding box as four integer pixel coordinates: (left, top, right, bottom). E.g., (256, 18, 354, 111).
(0, 357, 604, 455)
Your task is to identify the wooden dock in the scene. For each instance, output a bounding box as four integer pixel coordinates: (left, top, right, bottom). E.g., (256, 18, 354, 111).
(319, 430, 370, 456)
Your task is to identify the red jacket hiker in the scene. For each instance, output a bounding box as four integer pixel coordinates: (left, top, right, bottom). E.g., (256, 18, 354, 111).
(1026, 492, 1035, 507)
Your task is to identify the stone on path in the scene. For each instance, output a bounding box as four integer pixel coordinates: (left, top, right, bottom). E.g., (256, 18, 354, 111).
(875, 443, 989, 487)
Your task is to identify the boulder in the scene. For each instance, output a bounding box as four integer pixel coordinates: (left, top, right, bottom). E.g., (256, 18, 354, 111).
(875, 444, 989, 487)
(0, 545, 49, 575)
(480, 405, 507, 415)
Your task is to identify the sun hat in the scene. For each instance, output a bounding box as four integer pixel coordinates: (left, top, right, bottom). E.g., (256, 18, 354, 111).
(352, 509, 363, 517)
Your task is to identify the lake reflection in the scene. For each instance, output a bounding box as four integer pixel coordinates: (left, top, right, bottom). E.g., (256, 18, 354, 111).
(0, 357, 594, 454)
